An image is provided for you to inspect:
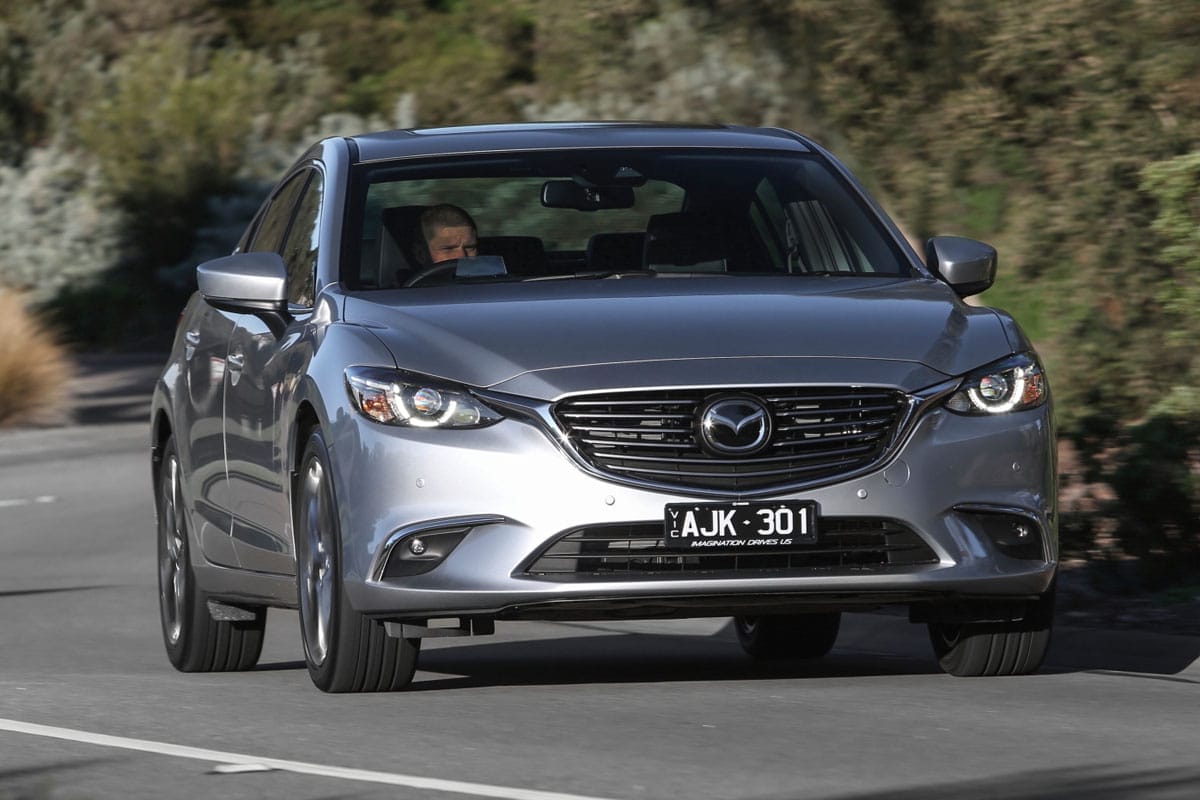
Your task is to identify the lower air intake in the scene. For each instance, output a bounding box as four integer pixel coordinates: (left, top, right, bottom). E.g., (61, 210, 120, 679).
(521, 518, 938, 580)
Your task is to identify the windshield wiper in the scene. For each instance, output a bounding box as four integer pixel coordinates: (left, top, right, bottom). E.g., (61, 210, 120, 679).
(524, 270, 657, 281)
(792, 270, 902, 277)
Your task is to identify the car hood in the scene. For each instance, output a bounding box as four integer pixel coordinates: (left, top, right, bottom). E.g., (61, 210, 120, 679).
(340, 277, 1015, 400)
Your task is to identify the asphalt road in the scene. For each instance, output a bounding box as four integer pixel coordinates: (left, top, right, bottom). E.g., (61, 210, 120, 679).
(2, 399, 1199, 799)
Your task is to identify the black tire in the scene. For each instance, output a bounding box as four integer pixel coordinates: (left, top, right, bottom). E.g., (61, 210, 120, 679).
(928, 587, 1055, 677)
(295, 428, 420, 693)
(157, 436, 265, 672)
(734, 612, 842, 660)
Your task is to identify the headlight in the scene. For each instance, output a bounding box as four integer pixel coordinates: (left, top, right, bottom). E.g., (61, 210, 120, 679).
(345, 366, 503, 428)
(945, 353, 1048, 415)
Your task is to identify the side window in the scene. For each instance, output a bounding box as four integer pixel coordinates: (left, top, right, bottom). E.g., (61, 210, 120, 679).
(247, 172, 308, 254)
(281, 172, 323, 307)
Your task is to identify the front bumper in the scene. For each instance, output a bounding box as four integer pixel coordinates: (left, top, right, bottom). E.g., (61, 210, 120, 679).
(329, 402, 1056, 621)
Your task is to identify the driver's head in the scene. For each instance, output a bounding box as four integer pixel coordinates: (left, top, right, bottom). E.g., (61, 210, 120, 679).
(421, 204, 478, 264)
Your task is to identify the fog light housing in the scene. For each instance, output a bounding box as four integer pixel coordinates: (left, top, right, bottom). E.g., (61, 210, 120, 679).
(959, 509, 1046, 561)
(382, 528, 469, 578)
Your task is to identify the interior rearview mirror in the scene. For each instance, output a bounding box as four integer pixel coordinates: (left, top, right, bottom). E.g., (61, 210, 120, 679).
(541, 180, 636, 211)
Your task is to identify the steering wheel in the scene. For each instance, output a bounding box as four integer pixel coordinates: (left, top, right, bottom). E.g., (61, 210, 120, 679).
(402, 261, 458, 288)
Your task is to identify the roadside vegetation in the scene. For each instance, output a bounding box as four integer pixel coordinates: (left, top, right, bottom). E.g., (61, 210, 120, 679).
(0, 0, 1196, 582)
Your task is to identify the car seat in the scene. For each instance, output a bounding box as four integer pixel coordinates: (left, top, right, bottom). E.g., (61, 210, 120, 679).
(643, 212, 727, 272)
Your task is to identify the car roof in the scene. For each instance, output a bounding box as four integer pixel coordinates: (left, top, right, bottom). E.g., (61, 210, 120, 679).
(348, 122, 814, 164)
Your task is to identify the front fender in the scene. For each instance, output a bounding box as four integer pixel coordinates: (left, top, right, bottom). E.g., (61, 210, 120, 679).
(286, 316, 399, 584)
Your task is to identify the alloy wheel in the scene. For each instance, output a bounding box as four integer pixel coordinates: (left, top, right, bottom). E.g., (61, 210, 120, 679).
(300, 457, 336, 667)
(158, 454, 186, 646)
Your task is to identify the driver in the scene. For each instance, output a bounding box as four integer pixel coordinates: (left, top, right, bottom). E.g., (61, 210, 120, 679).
(421, 204, 478, 264)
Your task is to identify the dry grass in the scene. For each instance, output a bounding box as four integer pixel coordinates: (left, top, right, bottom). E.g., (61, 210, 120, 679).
(0, 290, 72, 427)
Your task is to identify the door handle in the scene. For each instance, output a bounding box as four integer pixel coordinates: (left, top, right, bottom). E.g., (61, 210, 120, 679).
(184, 329, 200, 360)
(226, 350, 245, 386)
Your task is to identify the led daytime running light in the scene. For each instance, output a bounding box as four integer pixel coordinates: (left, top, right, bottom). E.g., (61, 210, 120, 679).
(967, 370, 1026, 414)
(345, 367, 501, 429)
(946, 354, 1047, 416)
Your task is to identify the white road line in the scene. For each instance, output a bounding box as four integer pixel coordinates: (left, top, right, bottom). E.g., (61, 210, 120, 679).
(0, 718, 617, 800)
(0, 496, 57, 508)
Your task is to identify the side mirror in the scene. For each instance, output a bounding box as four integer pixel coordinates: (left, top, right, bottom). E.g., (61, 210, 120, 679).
(541, 180, 636, 211)
(925, 236, 997, 297)
(197, 252, 288, 313)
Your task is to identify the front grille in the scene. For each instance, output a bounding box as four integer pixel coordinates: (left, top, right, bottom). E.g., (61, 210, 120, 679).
(554, 387, 907, 491)
(521, 518, 938, 579)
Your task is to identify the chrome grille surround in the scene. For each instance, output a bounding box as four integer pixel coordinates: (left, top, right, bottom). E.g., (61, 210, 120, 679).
(552, 386, 911, 493)
(520, 518, 939, 580)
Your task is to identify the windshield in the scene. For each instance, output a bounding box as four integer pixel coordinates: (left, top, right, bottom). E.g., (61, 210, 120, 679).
(342, 149, 913, 289)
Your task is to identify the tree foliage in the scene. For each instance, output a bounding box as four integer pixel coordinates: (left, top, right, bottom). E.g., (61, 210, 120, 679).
(1142, 151, 1200, 343)
(1095, 150, 1200, 579)
(80, 33, 271, 217)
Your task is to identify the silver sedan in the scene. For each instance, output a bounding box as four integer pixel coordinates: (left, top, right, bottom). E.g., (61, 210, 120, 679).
(151, 123, 1056, 692)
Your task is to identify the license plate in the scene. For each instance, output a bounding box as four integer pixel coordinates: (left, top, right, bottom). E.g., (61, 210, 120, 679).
(663, 501, 818, 552)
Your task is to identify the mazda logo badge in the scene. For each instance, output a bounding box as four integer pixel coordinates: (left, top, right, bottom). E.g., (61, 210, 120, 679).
(699, 396, 772, 455)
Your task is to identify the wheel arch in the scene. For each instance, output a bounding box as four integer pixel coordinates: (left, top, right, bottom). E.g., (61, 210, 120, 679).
(150, 409, 174, 503)
(291, 401, 322, 489)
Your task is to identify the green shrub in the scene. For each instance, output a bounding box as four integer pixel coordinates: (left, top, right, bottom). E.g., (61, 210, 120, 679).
(0, 143, 125, 301)
(1142, 151, 1200, 343)
(78, 31, 274, 266)
(1071, 152, 1200, 584)
(41, 276, 185, 351)
(1104, 392, 1200, 586)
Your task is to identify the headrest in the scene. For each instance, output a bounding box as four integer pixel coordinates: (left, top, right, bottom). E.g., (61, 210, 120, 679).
(587, 232, 646, 271)
(379, 205, 429, 275)
(643, 212, 726, 272)
(477, 236, 546, 275)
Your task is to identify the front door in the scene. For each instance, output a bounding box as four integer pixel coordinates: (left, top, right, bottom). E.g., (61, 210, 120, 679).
(223, 166, 323, 574)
